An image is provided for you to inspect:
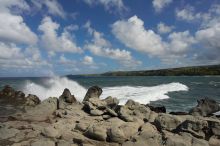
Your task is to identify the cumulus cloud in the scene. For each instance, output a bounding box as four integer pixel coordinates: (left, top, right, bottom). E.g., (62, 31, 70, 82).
(31, 0, 66, 18)
(38, 16, 82, 54)
(83, 0, 127, 14)
(0, 13, 38, 45)
(112, 15, 198, 64)
(0, 0, 37, 45)
(157, 22, 174, 34)
(152, 0, 173, 12)
(0, 42, 49, 70)
(84, 21, 141, 68)
(112, 16, 165, 56)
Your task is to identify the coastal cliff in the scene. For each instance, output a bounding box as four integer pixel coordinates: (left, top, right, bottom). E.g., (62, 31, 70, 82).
(0, 85, 220, 146)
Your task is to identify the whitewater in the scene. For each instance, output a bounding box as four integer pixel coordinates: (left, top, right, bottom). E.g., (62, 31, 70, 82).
(22, 76, 189, 105)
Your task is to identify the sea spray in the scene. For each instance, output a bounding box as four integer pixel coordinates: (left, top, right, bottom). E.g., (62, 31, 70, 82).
(101, 82, 189, 104)
(22, 76, 189, 104)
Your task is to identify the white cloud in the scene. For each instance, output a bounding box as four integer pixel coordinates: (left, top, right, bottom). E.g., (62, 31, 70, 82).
(0, 0, 30, 13)
(168, 31, 196, 55)
(0, 13, 38, 45)
(84, 21, 141, 68)
(196, 22, 220, 50)
(112, 15, 197, 64)
(38, 16, 82, 54)
(152, 0, 173, 12)
(83, 56, 94, 65)
(176, 6, 199, 22)
(0, 42, 50, 70)
(31, 0, 66, 18)
(83, 0, 127, 13)
(0, 1, 37, 45)
(112, 15, 165, 56)
(157, 22, 174, 34)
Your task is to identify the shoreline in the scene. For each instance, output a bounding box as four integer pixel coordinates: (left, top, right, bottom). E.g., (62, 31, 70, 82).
(0, 85, 220, 146)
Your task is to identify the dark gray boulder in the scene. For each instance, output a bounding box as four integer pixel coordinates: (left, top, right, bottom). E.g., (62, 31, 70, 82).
(189, 98, 220, 117)
(25, 94, 41, 106)
(83, 86, 102, 101)
(59, 88, 76, 103)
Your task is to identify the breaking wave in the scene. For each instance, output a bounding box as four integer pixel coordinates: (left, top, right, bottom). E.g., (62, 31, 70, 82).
(22, 76, 189, 104)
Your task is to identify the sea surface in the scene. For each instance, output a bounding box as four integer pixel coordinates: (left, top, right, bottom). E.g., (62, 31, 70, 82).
(0, 76, 220, 112)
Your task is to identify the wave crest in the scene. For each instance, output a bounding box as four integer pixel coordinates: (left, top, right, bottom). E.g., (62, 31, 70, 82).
(22, 77, 189, 104)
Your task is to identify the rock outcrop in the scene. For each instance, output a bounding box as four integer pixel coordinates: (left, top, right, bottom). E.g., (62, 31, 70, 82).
(189, 98, 220, 116)
(0, 86, 220, 146)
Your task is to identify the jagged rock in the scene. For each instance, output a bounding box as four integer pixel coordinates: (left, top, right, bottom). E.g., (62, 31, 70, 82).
(21, 97, 58, 121)
(106, 107, 118, 117)
(179, 119, 208, 139)
(164, 131, 209, 146)
(84, 125, 107, 141)
(1, 85, 16, 97)
(15, 91, 25, 99)
(83, 86, 102, 101)
(208, 120, 220, 136)
(118, 106, 134, 122)
(102, 96, 119, 108)
(25, 94, 41, 106)
(189, 98, 220, 117)
(41, 126, 61, 138)
(122, 123, 162, 146)
(155, 113, 184, 131)
(146, 104, 166, 113)
(59, 88, 76, 103)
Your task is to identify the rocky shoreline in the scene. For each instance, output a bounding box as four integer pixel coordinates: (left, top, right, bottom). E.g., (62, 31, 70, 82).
(0, 85, 220, 146)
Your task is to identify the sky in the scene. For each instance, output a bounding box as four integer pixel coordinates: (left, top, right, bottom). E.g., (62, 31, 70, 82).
(0, 0, 220, 77)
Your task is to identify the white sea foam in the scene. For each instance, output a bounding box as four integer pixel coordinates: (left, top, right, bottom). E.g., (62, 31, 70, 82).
(101, 83, 189, 104)
(22, 76, 189, 104)
(22, 76, 87, 101)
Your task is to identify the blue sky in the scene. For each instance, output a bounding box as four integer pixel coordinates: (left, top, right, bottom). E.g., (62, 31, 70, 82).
(0, 0, 220, 77)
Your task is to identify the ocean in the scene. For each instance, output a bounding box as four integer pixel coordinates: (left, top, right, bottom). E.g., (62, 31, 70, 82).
(0, 76, 220, 112)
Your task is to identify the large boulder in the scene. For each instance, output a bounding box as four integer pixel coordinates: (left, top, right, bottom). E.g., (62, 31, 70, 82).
(25, 94, 41, 106)
(83, 86, 102, 101)
(59, 88, 77, 109)
(0, 85, 16, 97)
(84, 125, 107, 141)
(102, 96, 119, 109)
(21, 97, 58, 121)
(59, 88, 76, 103)
(189, 98, 220, 117)
(154, 113, 184, 131)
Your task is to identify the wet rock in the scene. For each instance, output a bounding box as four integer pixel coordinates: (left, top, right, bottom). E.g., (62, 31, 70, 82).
(170, 112, 189, 115)
(189, 98, 220, 117)
(25, 94, 41, 106)
(1, 85, 16, 97)
(83, 86, 102, 101)
(146, 104, 166, 113)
